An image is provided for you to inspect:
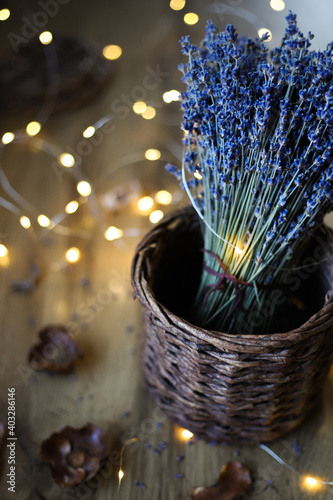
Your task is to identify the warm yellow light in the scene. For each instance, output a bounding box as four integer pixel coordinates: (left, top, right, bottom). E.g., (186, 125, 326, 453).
(305, 477, 318, 487)
(301, 476, 323, 492)
(103, 44, 122, 60)
(0, 9, 10, 21)
(65, 247, 80, 263)
(39, 31, 53, 45)
(258, 28, 272, 41)
(0, 244, 8, 257)
(59, 153, 75, 168)
(235, 247, 243, 255)
(194, 171, 202, 180)
(2, 132, 15, 144)
(133, 101, 147, 114)
(37, 214, 51, 227)
(77, 181, 92, 197)
(170, 0, 186, 11)
(155, 190, 172, 205)
(20, 216, 31, 229)
(26, 121, 41, 136)
(163, 89, 180, 103)
(270, 0, 285, 11)
(83, 126, 95, 138)
(65, 201, 79, 214)
(104, 226, 124, 241)
(182, 429, 194, 439)
(145, 148, 161, 161)
(142, 106, 156, 120)
(184, 12, 199, 25)
(118, 469, 124, 480)
(137, 196, 154, 212)
(163, 91, 173, 104)
(149, 210, 164, 224)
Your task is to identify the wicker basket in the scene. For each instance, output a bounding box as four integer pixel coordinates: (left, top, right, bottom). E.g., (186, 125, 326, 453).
(131, 207, 333, 444)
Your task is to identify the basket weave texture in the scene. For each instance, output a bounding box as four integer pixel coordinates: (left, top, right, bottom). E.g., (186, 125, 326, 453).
(131, 207, 333, 444)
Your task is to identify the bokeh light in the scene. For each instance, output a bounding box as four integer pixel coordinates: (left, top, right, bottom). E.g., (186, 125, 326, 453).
(155, 190, 172, 205)
(103, 44, 122, 60)
(20, 216, 31, 229)
(77, 181, 92, 197)
(137, 196, 154, 212)
(184, 12, 199, 25)
(65, 201, 79, 214)
(133, 101, 147, 114)
(59, 153, 75, 168)
(149, 210, 164, 223)
(2, 132, 15, 144)
(145, 149, 161, 161)
(0, 9, 10, 21)
(26, 122, 41, 136)
(270, 0, 285, 11)
(65, 247, 80, 263)
(142, 106, 156, 120)
(39, 31, 53, 45)
(104, 226, 124, 241)
(83, 126, 96, 138)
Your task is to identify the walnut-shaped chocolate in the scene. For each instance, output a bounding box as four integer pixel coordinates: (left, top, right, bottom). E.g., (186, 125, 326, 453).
(29, 325, 82, 372)
(40, 423, 110, 488)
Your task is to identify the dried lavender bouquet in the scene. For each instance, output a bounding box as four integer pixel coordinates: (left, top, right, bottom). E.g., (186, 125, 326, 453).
(167, 12, 333, 333)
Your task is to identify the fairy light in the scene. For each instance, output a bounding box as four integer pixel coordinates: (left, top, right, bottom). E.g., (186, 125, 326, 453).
(0, 9, 10, 21)
(170, 0, 185, 10)
(118, 469, 124, 481)
(59, 153, 75, 168)
(163, 90, 181, 103)
(137, 196, 154, 212)
(258, 28, 272, 41)
(39, 31, 53, 45)
(145, 149, 161, 161)
(194, 170, 202, 180)
(235, 247, 243, 255)
(149, 210, 164, 223)
(83, 126, 95, 138)
(184, 12, 199, 25)
(65, 247, 80, 263)
(104, 226, 124, 241)
(133, 101, 147, 114)
(26, 121, 41, 136)
(155, 190, 172, 205)
(20, 216, 31, 229)
(142, 106, 156, 120)
(259, 444, 333, 490)
(182, 429, 194, 440)
(37, 214, 51, 227)
(0, 244, 8, 257)
(65, 201, 79, 214)
(1, 132, 15, 144)
(1, 132, 14, 145)
(163, 92, 173, 104)
(304, 477, 318, 488)
(77, 181, 92, 197)
(103, 44, 122, 60)
(270, 0, 285, 11)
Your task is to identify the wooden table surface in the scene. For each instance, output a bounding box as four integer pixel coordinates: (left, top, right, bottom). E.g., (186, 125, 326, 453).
(1, 1, 333, 499)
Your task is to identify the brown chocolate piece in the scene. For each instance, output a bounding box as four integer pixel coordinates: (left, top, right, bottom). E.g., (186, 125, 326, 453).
(191, 461, 252, 500)
(40, 423, 110, 488)
(29, 324, 82, 372)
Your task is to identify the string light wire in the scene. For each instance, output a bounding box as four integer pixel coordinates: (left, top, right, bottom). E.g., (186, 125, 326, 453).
(259, 443, 333, 486)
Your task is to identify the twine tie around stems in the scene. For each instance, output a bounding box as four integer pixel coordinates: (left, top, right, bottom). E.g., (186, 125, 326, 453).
(201, 250, 253, 315)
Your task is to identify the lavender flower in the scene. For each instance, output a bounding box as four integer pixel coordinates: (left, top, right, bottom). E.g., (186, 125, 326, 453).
(167, 12, 333, 333)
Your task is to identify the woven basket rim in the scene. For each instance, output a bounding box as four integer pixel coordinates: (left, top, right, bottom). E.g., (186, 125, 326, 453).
(132, 206, 333, 349)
